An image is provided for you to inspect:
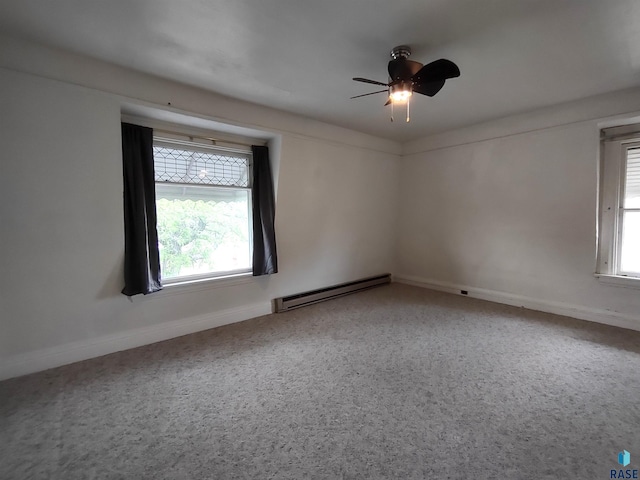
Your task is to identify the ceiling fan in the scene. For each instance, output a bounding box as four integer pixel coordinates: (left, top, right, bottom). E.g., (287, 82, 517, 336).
(351, 45, 460, 122)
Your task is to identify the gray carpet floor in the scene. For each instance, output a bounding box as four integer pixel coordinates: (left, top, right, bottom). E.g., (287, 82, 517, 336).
(1, 283, 640, 479)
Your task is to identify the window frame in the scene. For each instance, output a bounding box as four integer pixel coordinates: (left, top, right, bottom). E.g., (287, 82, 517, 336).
(597, 130, 640, 285)
(153, 135, 254, 285)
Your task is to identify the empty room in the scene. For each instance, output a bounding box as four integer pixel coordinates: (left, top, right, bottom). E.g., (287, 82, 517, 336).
(1, 1, 640, 478)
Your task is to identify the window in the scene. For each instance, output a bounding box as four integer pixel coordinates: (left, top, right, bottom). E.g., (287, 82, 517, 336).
(619, 146, 640, 274)
(598, 127, 640, 281)
(153, 137, 252, 283)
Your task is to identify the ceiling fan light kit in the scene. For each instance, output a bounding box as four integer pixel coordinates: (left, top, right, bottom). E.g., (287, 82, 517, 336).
(389, 82, 413, 102)
(352, 45, 460, 123)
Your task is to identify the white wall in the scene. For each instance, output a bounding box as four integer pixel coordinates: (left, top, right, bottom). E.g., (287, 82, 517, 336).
(4, 36, 640, 380)
(0, 38, 401, 379)
(396, 91, 640, 329)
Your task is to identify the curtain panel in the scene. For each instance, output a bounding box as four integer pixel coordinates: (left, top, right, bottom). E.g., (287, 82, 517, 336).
(121, 123, 162, 296)
(251, 145, 278, 276)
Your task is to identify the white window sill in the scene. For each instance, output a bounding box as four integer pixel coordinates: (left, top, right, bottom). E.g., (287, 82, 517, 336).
(143, 272, 255, 299)
(595, 274, 640, 289)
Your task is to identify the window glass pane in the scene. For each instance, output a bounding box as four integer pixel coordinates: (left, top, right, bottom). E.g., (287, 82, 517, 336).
(625, 147, 640, 208)
(620, 211, 640, 274)
(153, 145, 249, 187)
(155, 184, 251, 279)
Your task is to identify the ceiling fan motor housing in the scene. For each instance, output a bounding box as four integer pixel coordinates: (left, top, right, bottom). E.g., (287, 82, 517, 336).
(388, 46, 424, 83)
(390, 45, 412, 60)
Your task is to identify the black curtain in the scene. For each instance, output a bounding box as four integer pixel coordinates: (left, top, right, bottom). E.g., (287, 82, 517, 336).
(251, 145, 278, 276)
(121, 123, 162, 296)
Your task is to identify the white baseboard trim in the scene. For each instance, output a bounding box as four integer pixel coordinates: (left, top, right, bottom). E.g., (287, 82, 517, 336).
(394, 274, 640, 332)
(0, 301, 272, 381)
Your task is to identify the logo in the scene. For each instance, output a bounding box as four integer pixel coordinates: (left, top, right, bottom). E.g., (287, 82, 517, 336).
(611, 450, 638, 479)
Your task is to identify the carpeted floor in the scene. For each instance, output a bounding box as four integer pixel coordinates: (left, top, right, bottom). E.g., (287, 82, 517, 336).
(1, 283, 639, 479)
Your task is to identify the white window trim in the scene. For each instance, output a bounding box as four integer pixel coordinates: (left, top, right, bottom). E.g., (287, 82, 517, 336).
(131, 272, 255, 302)
(594, 274, 640, 289)
(156, 272, 254, 297)
(162, 268, 253, 285)
(596, 130, 640, 289)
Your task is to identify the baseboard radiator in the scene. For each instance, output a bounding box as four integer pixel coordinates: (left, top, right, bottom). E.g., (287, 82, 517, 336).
(274, 273, 391, 312)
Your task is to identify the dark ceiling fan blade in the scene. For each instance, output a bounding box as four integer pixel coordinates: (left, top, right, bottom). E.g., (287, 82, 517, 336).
(412, 59, 460, 84)
(384, 98, 391, 106)
(350, 89, 388, 99)
(353, 77, 389, 87)
(413, 79, 446, 97)
(388, 59, 423, 81)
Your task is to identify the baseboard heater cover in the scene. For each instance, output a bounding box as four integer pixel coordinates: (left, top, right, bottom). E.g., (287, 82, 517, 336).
(274, 273, 391, 312)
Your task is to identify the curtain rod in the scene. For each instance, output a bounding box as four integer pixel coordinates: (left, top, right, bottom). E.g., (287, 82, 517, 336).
(153, 128, 265, 149)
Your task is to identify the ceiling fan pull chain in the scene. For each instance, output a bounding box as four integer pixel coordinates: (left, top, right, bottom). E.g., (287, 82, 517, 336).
(390, 101, 394, 122)
(406, 97, 410, 123)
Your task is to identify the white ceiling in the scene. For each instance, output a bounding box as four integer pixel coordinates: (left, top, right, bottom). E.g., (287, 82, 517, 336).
(2, 0, 640, 141)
